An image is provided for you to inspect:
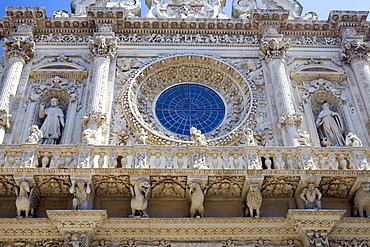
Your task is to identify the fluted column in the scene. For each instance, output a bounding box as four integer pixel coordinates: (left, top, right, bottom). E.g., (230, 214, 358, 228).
(341, 40, 370, 117)
(0, 36, 35, 143)
(82, 35, 117, 145)
(260, 38, 301, 146)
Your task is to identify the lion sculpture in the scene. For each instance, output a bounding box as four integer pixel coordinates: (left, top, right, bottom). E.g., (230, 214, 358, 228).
(246, 183, 262, 218)
(353, 182, 370, 217)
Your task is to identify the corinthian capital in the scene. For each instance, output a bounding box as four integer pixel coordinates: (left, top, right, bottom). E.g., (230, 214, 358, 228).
(278, 113, 303, 129)
(340, 40, 370, 64)
(260, 38, 290, 63)
(88, 36, 118, 60)
(3, 36, 35, 63)
(82, 110, 107, 129)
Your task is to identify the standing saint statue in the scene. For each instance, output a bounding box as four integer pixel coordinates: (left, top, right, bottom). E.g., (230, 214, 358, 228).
(316, 103, 345, 146)
(39, 98, 65, 144)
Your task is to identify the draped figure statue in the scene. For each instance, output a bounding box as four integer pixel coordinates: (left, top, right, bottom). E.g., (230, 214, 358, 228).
(39, 98, 65, 144)
(316, 103, 345, 146)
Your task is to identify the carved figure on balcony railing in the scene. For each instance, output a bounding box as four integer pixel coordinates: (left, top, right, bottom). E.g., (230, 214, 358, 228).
(15, 179, 34, 218)
(25, 125, 43, 144)
(353, 182, 370, 217)
(316, 103, 345, 146)
(345, 132, 363, 147)
(300, 183, 322, 209)
(135, 128, 148, 145)
(82, 128, 101, 145)
(186, 180, 207, 218)
(130, 178, 151, 218)
(190, 126, 207, 146)
(193, 153, 209, 169)
(295, 130, 310, 146)
(239, 128, 256, 146)
(246, 183, 262, 218)
(39, 98, 65, 144)
(70, 179, 91, 210)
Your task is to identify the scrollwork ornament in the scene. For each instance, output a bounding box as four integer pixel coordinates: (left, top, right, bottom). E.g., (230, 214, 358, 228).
(0, 109, 12, 130)
(341, 40, 370, 64)
(260, 39, 291, 63)
(88, 36, 118, 60)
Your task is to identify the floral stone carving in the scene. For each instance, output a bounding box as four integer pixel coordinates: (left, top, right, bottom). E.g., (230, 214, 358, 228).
(151, 176, 187, 198)
(206, 176, 244, 197)
(94, 175, 131, 197)
(35, 175, 71, 197)
(261, 177, 299, 198)
(319, 177, 355, 199)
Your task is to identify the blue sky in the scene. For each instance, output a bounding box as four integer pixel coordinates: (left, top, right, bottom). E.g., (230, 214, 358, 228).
(0, 0, 369, 20)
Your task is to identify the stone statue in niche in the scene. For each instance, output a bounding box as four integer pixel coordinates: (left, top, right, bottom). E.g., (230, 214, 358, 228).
(69, 179, 91, 210)
(246, 183, 262, 218)
(186, 180, 208, 218)
(190, 126, 207, 146)
(15, 179, 34, 218)
(300, 183, 322, 209)
(39, 98, 65, 144)
(25, 125, 43, 144)
(353, 182, 370, 217)
(130, 178, 151, 218)
(316, 103, 345, 146)
(345, 132, 363, 147)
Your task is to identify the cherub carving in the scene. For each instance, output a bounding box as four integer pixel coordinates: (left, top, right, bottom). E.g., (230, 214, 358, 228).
(25, 125, 43, 144)
(345, 132, 363, 147)
(190, 126, 207, 146)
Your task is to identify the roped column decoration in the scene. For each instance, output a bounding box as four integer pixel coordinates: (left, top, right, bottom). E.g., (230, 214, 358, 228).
(0, 27, 35, 143)
(341, 37, 370, 119)
(83, 32, 117, 145)
(260, 37, 301, 146)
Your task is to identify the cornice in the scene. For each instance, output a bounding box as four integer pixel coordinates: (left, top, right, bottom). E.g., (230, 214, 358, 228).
(1, 9, 369, 40)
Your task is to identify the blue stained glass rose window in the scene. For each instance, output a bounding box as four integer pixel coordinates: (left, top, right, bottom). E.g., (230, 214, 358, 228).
(155, 84, 225, 136)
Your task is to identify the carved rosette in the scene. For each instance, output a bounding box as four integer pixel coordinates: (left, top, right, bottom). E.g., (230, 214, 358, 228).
(3, 36, 35, 63)
(120, 54, 256, 146)
(260, 39, 290, 64)
(341, 40, 370, 64)
(88, 36, 118, 60)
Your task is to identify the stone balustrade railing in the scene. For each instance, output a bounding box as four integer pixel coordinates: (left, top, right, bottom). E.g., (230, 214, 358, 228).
(0, 144, 368, 170)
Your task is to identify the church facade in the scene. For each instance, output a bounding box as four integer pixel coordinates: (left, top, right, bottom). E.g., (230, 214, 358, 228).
(0, 0, 369, 246)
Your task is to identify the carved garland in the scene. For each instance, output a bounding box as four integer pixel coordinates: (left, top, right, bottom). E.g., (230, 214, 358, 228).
(121, 54, 256, 146)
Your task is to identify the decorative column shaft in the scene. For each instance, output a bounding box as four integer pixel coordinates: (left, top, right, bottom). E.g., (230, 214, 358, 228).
(82, 35, 117, 145)
(260, 38, 301, 146)
(341, 40, 370, 117)
(0, 36, 35, 143)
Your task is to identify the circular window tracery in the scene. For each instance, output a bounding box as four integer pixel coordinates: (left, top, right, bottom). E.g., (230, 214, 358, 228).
(155, 84, 225, 136)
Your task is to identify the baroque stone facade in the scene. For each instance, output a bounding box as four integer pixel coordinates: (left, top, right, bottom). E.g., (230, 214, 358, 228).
(0, 0, 370, 246)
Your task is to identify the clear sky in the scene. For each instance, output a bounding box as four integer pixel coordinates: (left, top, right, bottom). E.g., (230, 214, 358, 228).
(0, 0, 369, 20)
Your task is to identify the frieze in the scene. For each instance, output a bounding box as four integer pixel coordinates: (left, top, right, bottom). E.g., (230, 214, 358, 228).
(34, 175, 71, 197)
(319, 177, 355, 199)
(0, 175, 16, 196)
(150, 176, 187, 198)
(93, 175, 131, 197)
(206, 176, 244, 197)
(261, 177, 299, 198)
